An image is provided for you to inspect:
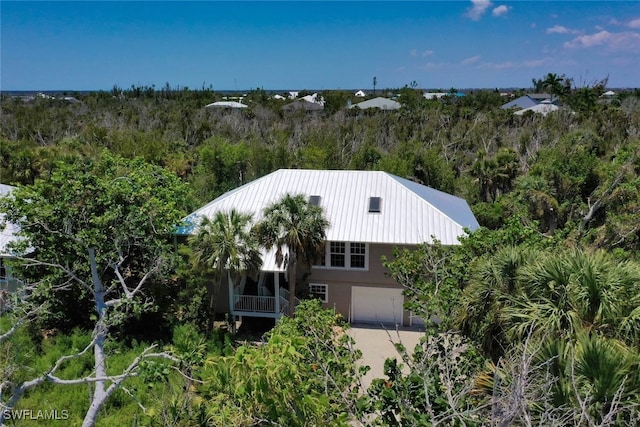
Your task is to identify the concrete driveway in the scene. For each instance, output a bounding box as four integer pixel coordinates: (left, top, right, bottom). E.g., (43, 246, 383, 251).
(347, 324, 425, 390)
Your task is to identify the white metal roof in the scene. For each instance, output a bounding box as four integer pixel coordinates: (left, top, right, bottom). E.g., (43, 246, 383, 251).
(182, 170, 479, 264)
(513, 103, 560, 116)
(423, 92, 448, 100)
(349, 97, 401, 110)
(0, 184, 20, 257)
(205, 101, 248, 109)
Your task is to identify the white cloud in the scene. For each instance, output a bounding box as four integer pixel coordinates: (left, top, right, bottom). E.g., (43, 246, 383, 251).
(422, 50, 435, 57)
(546, 25, 580, 35)
(609, 17, 640, 29)
(467, 0, 492, 21)
(410, 49, 418, 57)
(564, 30, 640, 52)
(492, 5, 510, 17)
(547, 25, 570, 34)
(530, 22, 537, 29)
(461, 55, 481, 65)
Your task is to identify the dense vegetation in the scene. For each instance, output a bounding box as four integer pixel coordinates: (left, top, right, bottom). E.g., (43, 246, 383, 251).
(1, 79, 640, 425)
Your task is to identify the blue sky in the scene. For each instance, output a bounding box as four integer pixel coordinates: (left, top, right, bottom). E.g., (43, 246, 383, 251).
(2, 1, 639, 91)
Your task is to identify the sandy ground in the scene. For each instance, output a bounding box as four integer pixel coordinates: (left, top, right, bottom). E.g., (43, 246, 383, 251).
(346, 324, 425, 390)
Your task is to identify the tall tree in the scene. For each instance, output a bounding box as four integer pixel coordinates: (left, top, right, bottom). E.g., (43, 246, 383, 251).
(0, 152, 190, 426)
(188, 210, 262, 328)
(255, 193, 329, 315)
(541, 72, 569, 103)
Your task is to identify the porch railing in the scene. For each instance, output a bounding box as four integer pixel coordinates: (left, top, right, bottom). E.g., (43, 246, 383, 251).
(232, 287, 301, 316)
(279, 288, 301, 316)
(233, 295, 275, 313)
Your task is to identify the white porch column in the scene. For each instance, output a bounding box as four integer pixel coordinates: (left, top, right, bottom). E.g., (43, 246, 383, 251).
(274, 272, 280, 319)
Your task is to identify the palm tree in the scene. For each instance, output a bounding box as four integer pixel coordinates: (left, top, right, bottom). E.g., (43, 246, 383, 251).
(471, 151, 499, 202)
(510, 250, 640, 344)
(542, 72, 569, 103)
(459, 248, 640, 355)
(457, 246, 536, 359)
(255, 193, 330, 316)
(463, 248, 640, 421)
(189, 209, 262, 328)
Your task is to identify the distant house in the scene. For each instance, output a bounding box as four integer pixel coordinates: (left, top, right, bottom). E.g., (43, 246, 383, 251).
(0, 184, 21, 296)
(36, 93, 55, 100)
(205, 101, 248, 109)
(282, 99, 324, 112)
(349, 97, 401, 110)
(61, 96, 81, 104)
(300, 93, 325, 106)
(354, 90, 366, 97)
(513, 100, 560, 116)
(180, 169, 479, 326)
(502, 93, 554, 110)
(601, 90, 616, 97)
(423, 92, 448, 100)
(272, 94, 287, 100)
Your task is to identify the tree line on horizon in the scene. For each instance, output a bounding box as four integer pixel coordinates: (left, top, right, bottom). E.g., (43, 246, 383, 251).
(1, 72, 640, 425)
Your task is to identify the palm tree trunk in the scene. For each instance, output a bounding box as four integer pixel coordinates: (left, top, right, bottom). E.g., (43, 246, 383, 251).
(288, 251, 297, 316)
(227, 270, 236, 333)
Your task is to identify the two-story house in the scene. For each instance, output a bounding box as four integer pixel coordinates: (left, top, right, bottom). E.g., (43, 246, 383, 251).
(180, 169, 479, 326)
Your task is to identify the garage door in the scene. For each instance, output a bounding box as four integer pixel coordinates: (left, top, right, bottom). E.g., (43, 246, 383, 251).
(352, 287, 404, 325)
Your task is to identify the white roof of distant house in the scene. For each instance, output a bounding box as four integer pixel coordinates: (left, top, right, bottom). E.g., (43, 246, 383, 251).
(355, 90, 366, 97)
(349, 97, 401, 110)
(602, 90, 615, 97)
(272, 94, 286, 100)
(301, 93, 325, 106)
(205, 101, 248, 109)
(423, 92, 448, 100)
(513, 102, 560, 116)
(0, 184, 20, 257)
(181, 169, 478, 248)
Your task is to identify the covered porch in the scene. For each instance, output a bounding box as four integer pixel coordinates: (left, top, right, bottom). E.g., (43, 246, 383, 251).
(229, 270, 299, 320)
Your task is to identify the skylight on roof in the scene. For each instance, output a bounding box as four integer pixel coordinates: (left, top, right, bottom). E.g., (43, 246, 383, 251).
(309, 195, 321, 206)
(369, 197, 381, 213)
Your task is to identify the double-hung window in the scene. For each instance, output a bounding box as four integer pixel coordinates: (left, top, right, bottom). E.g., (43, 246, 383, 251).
(315, 241, 368, 270)
(309, 283, 328, 303)
(350, 243, 366, 268)
(329, 242, 346, 267)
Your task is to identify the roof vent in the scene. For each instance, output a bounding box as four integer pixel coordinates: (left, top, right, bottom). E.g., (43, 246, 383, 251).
(309, 195, 321, 206)
(368, 197, 381, 213)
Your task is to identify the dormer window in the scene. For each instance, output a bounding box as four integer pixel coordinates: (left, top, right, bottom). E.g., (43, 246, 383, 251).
(369, 197, 381, 213)
(309, 195, 321, 206)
